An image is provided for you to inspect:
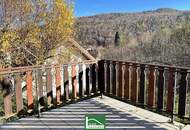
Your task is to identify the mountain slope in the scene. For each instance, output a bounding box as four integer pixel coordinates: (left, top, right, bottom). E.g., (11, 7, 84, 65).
(75, 8, 190, 47)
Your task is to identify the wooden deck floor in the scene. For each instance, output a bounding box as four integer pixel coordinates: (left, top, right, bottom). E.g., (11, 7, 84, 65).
(0, 96, 183, 130)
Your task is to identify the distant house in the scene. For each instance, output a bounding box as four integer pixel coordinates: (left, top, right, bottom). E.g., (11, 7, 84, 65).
(45, 38, 96, 64)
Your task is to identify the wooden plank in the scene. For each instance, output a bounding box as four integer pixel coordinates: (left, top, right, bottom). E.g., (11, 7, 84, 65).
(112, 61, 116, 96)
(2, 77, 13, 117)
(55, 67, 61, 103)
(131, 64, 138, 102)
(106, 61, 110, 94)
(46, 68, 53, 106)
(86, 65, 90, 96)
(104, 62, 107, 94)
(79, 65, 83, 97)
(68, 65, 72, 100)
(117, 62, 123, 98)
(75, 65, 79, 97)
(98, 60, 105, 94)
(82, 64, 86, 96)
(51, 68, 56, 103)
(139, 65, 145, 104)
(124, 63, 130, 100)
(37, 69, 44, 106)
(15, 74, 23, 114)
(91, 64, 96, 94)
(26, 71, 33, 109)
(60, 67, 64, 99)
(72, 65, 77, 99)
(64, 67, 69, 100)
(148, 66, 155, 107)
(157, 67, 164, 110)
(167, 68, 175, 113)
(178, 70, 187, 117)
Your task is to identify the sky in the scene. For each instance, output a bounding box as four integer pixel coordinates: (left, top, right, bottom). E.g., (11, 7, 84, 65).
(75, 0, 190, 17)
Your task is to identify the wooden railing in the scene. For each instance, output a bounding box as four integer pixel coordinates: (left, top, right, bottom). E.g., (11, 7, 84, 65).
(98, 60, 190, 123)
(1, 59, 190, 123)
(0, 60, 99, 119)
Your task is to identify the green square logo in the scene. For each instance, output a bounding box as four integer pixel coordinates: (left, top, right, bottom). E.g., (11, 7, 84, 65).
(85, 115, 106, 130)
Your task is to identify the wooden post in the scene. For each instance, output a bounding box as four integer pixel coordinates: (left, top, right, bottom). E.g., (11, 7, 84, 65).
(46, 68, 53, 106)
(82, 64, 86, 96)
(98, 60, 105, 96)
(68, 65, 72, 100)
(76, 65, 79, 98)
(55, 67, 61, 104)
(15, 74, 23, 114)
(51, 67, 56, 103)
(124, 63, 130, 100)
(64, 67, 69, 101)
(2, 77, 13, 117)
(148, 66, 155, 107)
(72, 65, 77, 99)
(178, 70, 187, 117)
(112, 61, 116, 96)
(85, 65, 90, 96)
(118, 62, 123, 98)
(37, 69, 44, 106)
(167, 68, 175, 113)
(157, 67, 164, 110)
(131, 64, 138, 102)
(91, 64, 96, 94)
(60, 66, 64, 100)
(26, 71, 33, 109)
(139, 65, 145, 105)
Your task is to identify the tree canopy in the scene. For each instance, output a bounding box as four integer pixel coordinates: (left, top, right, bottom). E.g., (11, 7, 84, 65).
(0, 0, 74, 68)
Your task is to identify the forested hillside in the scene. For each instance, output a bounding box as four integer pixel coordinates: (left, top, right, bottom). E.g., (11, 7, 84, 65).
(76, 8, 190, 66)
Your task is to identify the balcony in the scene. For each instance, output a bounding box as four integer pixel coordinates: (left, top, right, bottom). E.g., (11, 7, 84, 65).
(0, 60, 190, 129)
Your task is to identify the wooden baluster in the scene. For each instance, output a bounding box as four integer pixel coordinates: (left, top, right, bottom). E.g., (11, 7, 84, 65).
(124, 63, 130, 100)
(109, 62, 113, 95)
(56, 67, 61, 103)
(72, 65, 77, 99)
(115, 62, 119, 96)
(60, 66, 64, 100)
(118, 62, 123, 98)
(148, 65, 155, 107)
(178, 70, 187, 118)
(104, 61, 107, 94)
(131, 63, 138, 102)
(37, 69, 45, 107)
(91, 64, 96, 94)
(106, 61, 110, 94)
(139, 65, 145, 105)
(89, 64, 92, 95)
(15, 74, 23, 114)
(167, 68, 175, 113)
(79, 65, 83, 97)
(68, 65, 72, 100)
(55, 67, 61, 104)
(26, 71, 33, 109)
(51, 67, 56, 104)
(82, 64, 86, 96)
(64, 66, 69, 101)
(76, 65, 79, 98)
(46, 68, 53, 106)
(122, 63, 125, 99)
(98, 60, 105, 95)
(86, 65, 90, 96)
(112, 61, 116, 96)
(3, 77, 13, 117)
(157, 67, 164, 110)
